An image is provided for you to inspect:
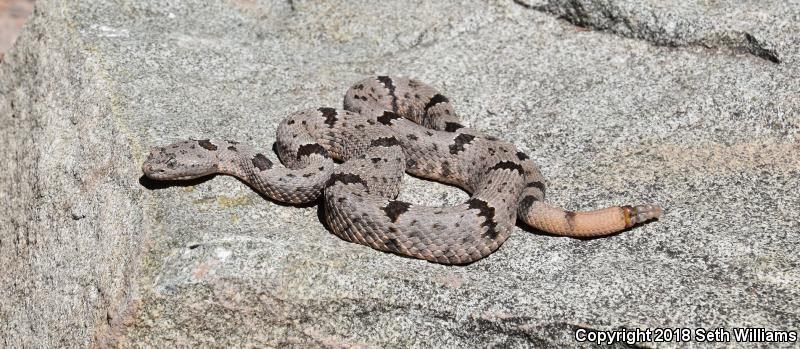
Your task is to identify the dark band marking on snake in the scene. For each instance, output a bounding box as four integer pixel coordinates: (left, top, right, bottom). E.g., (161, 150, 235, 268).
(319, 107, 338, 128)
(444, 122, 464, 132)
(142, 76, 663, 264)
(382, 200, 412, 223)
(251, 154, 272, 171)
(197, 139, 217, 151)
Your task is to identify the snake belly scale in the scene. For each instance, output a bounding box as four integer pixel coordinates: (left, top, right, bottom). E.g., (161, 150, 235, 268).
(142, 76, 662, 264)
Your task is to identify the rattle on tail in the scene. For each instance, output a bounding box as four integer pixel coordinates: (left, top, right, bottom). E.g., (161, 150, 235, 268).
(143, 76, 662, 264)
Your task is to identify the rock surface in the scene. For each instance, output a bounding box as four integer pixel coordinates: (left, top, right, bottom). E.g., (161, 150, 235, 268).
(1, 0, 798, 348)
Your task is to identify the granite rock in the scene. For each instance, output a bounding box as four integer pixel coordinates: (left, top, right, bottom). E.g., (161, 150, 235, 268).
(1, 0, 798, 348)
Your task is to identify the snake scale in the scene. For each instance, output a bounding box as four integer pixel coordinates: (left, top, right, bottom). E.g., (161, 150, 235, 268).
(142, 76, 662, 264)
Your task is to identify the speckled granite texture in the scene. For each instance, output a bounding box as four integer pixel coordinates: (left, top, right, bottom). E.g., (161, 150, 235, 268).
(1, 0, 798, 347)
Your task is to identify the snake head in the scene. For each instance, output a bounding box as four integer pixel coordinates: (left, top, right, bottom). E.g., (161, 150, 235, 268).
(142, 141, 219, 180)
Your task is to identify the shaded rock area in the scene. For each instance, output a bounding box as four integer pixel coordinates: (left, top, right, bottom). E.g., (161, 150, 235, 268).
(1, 0, 798, 348)
(515, 0, 798, 64)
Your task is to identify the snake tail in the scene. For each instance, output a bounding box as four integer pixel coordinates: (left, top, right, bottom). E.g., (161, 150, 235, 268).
(520, 200, 662, 237)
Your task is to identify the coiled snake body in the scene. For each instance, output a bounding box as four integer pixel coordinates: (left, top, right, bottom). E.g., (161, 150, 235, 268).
(143, 76, 662, 264)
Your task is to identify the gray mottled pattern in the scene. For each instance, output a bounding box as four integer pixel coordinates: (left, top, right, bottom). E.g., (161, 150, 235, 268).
(143, 76, 661, 264)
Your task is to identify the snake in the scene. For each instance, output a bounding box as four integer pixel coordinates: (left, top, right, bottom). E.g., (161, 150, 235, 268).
(142, 76, 662, 265)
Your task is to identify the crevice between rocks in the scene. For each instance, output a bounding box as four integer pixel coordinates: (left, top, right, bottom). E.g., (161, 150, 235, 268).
(513, 0, 780, 64)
